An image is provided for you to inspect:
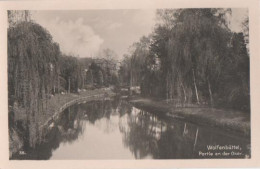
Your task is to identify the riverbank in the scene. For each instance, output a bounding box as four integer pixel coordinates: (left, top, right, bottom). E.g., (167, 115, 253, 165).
(39, 88, 116, 129)
(13, 88, 115, 127)
(9, 88, 116, 157)
(129, 97, 250, 137)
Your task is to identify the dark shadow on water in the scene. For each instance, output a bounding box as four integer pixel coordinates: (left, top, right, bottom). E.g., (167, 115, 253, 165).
(11, 97, 250, 160)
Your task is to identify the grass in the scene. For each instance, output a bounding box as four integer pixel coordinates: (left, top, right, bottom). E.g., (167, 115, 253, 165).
(40, 89, 115, 127)
(13, 88, 116, 127)
(129, 97, 250, 137)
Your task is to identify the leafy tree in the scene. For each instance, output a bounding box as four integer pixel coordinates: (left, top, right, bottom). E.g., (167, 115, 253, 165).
(60, 55, 84, 93)
(120, 8, 249, 111)
(8, 21, 61, 147)
(242, 15, 249, 51)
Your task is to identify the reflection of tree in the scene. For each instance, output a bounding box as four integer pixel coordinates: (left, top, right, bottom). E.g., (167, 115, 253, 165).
(117, 100, 133, 117)
(79, 100, 113, 124)
(119, 106, 201, 159)
(12, 98, 250, 160)
(119, 109, 162, 159)
(156, 124, 195, 159)
(111, 96, 120, 110)
(13, 103, 87, 159)
(119, 105, 250, 159)
(57, 105, 85, 144)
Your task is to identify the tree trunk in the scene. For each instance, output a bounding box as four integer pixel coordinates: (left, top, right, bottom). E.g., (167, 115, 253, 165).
(207, 77, 213, 106)
(181, 82, 187, 103)
(192, 69, 200, 104)
(57, 75, 60, 102)
(68, 77, 71, 93)
(130, 69, 133, 96)
(90, 70, 93, 85)
(130, 60, 133, 96)
(14, 64, 18, 98)
(170, 77, 173, 101)
(166, 72, 169, 103)
(58, 76, 60, 93)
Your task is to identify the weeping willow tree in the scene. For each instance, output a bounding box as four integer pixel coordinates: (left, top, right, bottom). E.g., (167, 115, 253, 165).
(8, 21, 61, 147)
(120, 8, 249, 111)
(118, 54, 131, 86)
(129, 36, 151, 89)
(152, 9, 232, 105)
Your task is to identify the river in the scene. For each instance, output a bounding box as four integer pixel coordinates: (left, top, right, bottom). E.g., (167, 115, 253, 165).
(12, 97, 250, 159)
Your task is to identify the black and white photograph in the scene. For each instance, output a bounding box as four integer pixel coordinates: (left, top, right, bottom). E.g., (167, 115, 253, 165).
(7, 8, 251, 160)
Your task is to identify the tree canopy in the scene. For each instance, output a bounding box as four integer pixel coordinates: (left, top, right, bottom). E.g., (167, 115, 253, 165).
(119, 8, 249, 111)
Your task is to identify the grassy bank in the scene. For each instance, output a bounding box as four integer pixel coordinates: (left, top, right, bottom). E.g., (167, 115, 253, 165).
(13, 88, 115, 127)
(39, 89, 115, 128)
(129, 97, 250, 137)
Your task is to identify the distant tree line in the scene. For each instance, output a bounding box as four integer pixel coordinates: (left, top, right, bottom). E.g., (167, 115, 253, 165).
(119, 9, 250, 111)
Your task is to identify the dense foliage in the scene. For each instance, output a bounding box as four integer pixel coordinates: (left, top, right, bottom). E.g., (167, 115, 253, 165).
(8, 21, 61, 146)
(8, 20, 119, 148)
(119, 9, 250, 111)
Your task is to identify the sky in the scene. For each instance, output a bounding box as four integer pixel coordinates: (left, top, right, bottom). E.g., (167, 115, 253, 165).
(31, 9, 248, 60)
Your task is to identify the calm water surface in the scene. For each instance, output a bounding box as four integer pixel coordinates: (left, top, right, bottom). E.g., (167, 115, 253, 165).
(14, 97, 250, 159)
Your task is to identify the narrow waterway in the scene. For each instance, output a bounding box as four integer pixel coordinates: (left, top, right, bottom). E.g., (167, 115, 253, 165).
(12, 97, 250, 159)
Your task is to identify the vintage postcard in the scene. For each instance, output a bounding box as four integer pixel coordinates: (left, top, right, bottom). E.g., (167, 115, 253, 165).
(0, 0, 259, 168)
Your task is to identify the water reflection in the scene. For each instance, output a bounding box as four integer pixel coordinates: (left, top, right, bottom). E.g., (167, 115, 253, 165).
(12, 97, 250, 159)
